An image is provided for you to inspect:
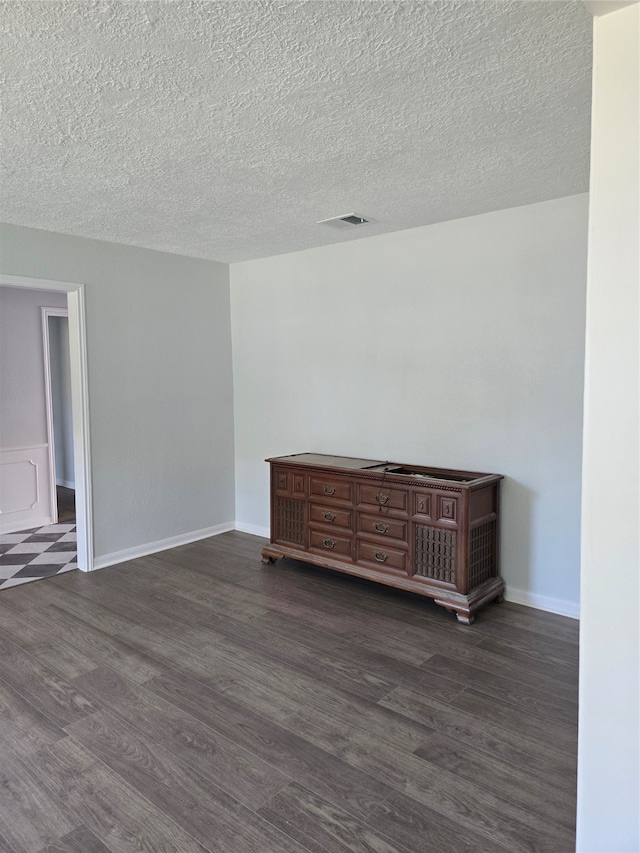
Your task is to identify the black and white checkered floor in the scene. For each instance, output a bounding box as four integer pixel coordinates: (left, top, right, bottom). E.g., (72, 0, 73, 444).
(0, 523, 77, 589)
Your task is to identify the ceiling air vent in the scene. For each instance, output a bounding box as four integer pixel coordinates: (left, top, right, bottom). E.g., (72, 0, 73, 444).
(316, 213, 374, 229)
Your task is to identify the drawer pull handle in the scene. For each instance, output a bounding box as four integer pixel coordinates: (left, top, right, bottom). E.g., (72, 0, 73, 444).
(374, 522, 389, 534)
(375, 494, 389, 505)
(323, 512, 336, 522)
(323, 486, 336, 495)
(373, 551, 388, 563)
(323, 538, 336, 549)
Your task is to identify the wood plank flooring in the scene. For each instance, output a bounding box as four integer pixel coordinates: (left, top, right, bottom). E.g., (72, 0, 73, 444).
(0, 531, 579, 853)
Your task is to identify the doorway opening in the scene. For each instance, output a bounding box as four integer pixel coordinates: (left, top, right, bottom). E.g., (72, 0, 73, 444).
(0, 274, 93, 576)
(42, 308, 76, 528)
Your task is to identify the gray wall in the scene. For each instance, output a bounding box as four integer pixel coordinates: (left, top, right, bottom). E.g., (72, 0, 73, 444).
(231, 194, 588, 613)
(48, 315, 74, 487)
(0, 223, 235, 560)
(0, 285, 67, 447)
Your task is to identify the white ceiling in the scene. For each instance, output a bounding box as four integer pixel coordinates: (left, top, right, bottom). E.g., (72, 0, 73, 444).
(0, 1, 593, 263)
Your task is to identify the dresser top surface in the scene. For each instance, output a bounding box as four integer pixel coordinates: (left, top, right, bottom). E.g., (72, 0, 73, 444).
(266, 453, 502, 485)
(268, 453, 383, 470)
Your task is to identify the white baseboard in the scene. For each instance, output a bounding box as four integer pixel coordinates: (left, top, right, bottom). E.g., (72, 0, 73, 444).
(0, 515, 53, 535)
(235, 522, 270, 538)
(56, 479, 75, 490)
(92, 522, 235, 571)
(505, 586, 580, 619)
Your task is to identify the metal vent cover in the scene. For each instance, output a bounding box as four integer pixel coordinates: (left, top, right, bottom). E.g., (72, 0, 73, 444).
(316, 213, 374, 229)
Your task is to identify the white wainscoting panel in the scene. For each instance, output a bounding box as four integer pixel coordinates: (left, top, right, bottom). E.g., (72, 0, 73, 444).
(0, 445, 53, 534)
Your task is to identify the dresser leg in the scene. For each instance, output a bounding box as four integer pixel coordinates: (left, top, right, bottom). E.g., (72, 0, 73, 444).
(455, 611, 475, 625)
(261, 555, 276, 564)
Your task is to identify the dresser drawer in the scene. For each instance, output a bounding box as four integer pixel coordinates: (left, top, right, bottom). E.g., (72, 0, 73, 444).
(358, 483, 408, 513)
(273, 468, 306, 497)
(413, 491, 433, 518)
(310, 477, 353, 503)
(356, 540, 407, 573)
(309, 529, 353, 559)
(357, 513, 407, 542)
(310, 504, 353, 530)
(436, 493, 459, 525)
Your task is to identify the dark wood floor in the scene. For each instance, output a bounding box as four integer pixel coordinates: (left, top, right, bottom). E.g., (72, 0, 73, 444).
(0, 531, 578, 853)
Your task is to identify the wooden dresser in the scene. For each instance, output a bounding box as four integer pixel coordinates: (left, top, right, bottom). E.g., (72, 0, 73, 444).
(261, 453, 504, 624)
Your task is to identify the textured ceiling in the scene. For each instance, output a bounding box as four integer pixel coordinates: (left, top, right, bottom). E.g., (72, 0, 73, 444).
(0, 1, 593, 263)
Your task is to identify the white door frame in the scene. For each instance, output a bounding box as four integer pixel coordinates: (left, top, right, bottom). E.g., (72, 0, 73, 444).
(1, 274, 93, 571)
(41, 306, 70, 525)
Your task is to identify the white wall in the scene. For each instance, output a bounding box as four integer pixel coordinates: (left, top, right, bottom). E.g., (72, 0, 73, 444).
(49, 315, 75, 488)
(0, 224, 235, 562)
(0, 285, 67, 447)
(231, 194, 588, 614)
(577, 4, 639, 851)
